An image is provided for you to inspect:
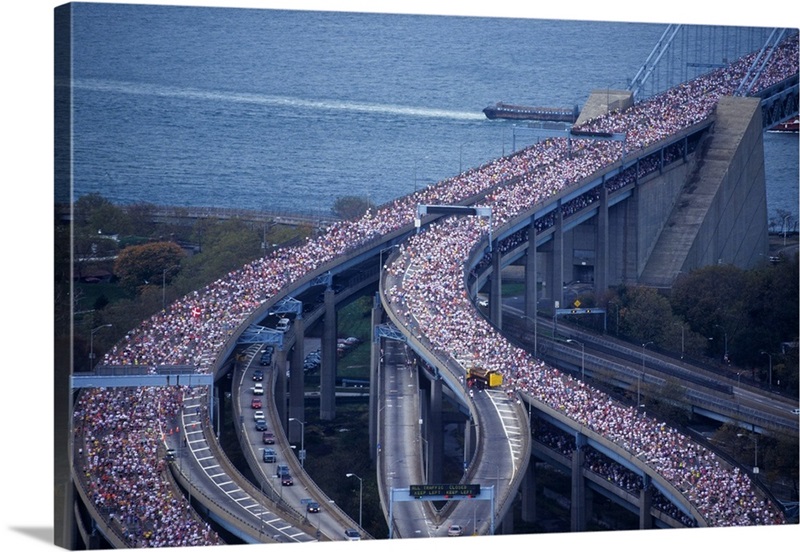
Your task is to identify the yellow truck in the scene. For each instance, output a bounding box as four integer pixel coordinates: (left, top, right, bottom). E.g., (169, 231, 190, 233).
(466, 366, 503, 389)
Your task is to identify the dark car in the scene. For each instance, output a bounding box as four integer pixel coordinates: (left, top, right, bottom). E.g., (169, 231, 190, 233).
(260, 352, 272, 366)
(262, 448, 277, 463)
(306, 501, 320, 513)
(252, 369, 264, 381)
(276, 464, 290, 477)
(262, 431, 275, 445)
(255, 419, 268, 431)
(281, 473, 294, 486)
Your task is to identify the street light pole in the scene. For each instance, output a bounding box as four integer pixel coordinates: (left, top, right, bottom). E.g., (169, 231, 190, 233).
(639, 341, 653, 407)
(714, 324, 728, 362)
(760, 351, 773, 389)
(162, 264, 180, 311)
(288, 417, 306, 467)
(89, 324, 113, 369)
(346, 472, 363, 530)
(566, 339, 585, 381)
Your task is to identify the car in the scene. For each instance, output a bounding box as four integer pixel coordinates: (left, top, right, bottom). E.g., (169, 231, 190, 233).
(165, 449, 177, 461)
(343, 528, 361, 541)
(251, 397, 262, 409)
(255, 419, 268, 431)
(252, 369, 264, 381)
(262, 448, 277, 463)
(306, 501, 320, 513)
(447, 524, 463, 537)
(253, 383, 264, 395)
(280, 473, 294, 486)
(276, 464, 290, 477)
(276, 318, 291, 332)
(262, 431, 275, 445)
(254, 410, 265, 421)
(260, 352, 272, 366)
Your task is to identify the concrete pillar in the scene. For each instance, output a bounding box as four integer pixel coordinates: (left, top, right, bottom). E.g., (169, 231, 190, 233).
(570, 434, 587, 532)
(546, 202, 565, 310)
(524, 226, 539, 354)
(521, 459, 537, 523)
(639, 475, 654, 529)
(490, 245, 503, 329)
(500, 505, 515, 534)
(595, 185, 609, 294)
(320, 288, 337, 421)
(429, 377, 444, 483)
(288, 317, 305, 443)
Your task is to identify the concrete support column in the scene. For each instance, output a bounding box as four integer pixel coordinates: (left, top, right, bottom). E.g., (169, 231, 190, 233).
(595, 185, 609, 294)
(490, 244, 503, 330)
(500, 505, 514, 534)
(545, 203, 564, 310)
(274, 347, 288, 428)
(428, 377, 444, 483)
(521, 459, 537, 524)
(570, 434, 587, 532)
(524, 225, 538, 353)
(288, 317, 305, 443)
(320, 288, 337, 421)
(639, 475, 654, 529)
(369, 295, 383, 462)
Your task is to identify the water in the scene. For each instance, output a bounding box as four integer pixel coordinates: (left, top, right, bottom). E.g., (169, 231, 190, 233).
(65, 3, 798, 223)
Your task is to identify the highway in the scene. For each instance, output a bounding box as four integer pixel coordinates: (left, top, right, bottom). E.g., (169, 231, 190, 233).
(69, 38, 799, 545)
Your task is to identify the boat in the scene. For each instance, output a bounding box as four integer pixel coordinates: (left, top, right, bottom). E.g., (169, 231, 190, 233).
(768, 117, 798, 133)
(482, 102, 579, 122)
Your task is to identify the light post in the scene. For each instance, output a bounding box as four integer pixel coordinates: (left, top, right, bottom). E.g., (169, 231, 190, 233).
(288, 417, 306, 467)
(673, 321, 685, 360)
(760, 351, 773, 389)
(345, 472, 363, 530)
(737, 432, 759, 478)
(639, 341, 653, 406)
(89, 324, 113, 369)
(783, 214, 790, 246)
(518, 314, 538, 356)
(714, 324, 729, 362)
(272, 474, 283, 502)
(162, 264, 180, 310)
(566, 339, 585, 380)
(379, 244, 400, 295)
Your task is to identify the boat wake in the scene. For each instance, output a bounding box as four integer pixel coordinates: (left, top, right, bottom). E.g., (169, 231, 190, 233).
(68, 78, 486, 121)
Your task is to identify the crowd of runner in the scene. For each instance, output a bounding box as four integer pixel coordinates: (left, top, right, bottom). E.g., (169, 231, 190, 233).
(75, 34, 797, 544)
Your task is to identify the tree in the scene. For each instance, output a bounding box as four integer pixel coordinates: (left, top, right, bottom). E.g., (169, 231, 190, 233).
(616, 285, 674, 345)
(113, 241, 185, 292)
(331, 196, 374, 220)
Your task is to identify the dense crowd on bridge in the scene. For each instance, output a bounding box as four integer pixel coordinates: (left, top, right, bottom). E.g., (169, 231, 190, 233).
(75, 34, 797, 544)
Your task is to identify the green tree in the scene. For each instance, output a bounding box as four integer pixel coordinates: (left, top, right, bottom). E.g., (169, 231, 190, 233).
(331, 196, 374, 220)
(616, 285, 673, 345)
(113, 241, 186, 292)
(74, 192, 133, 235)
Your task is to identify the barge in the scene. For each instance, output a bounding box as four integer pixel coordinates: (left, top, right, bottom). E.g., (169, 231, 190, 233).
(483, 102, 579, 122)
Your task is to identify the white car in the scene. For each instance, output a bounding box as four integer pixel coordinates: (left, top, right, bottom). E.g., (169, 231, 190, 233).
(253, 383, 264, 395)
(447, 524, 463, 537)
(343, 528, 360, 541)
(254, 410, 265, 421)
